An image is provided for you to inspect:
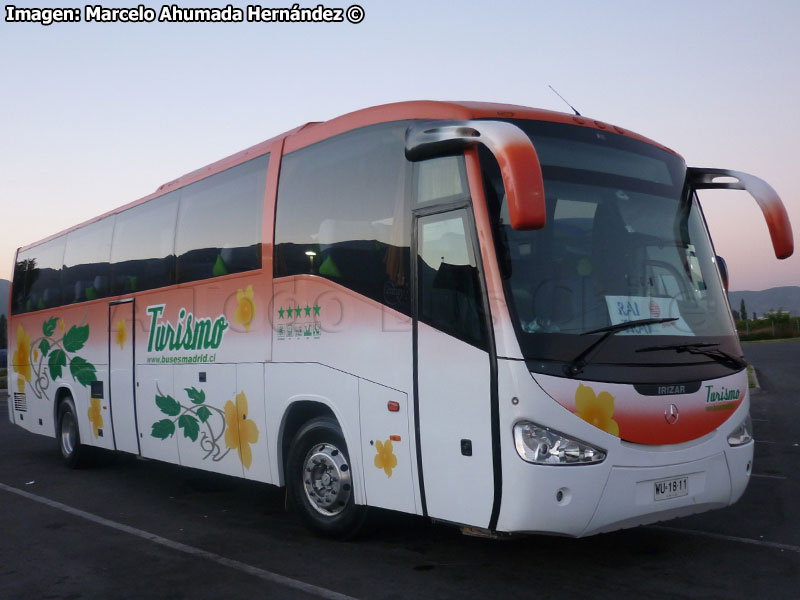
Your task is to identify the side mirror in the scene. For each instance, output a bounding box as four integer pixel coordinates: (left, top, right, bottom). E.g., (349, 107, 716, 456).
(715, 255, 729, 292)
(405, 120, 546, 230)
(688, 168, 794, 259)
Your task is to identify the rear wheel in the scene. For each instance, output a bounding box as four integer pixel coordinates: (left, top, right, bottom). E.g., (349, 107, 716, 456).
(286, 416, 367, 539)
(57, 397, 88, 468)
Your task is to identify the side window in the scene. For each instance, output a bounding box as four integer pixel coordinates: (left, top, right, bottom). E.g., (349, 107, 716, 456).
(175, 154, 268, 283)
(415, 156, 468, 205)
(11, 255, 29, 314)
(11, 237, 66, 313)
(62, 216, 115, 303)
(274, 123, 411, 314)
(418, 210, 487, 349)
(110, 192, 179, 294)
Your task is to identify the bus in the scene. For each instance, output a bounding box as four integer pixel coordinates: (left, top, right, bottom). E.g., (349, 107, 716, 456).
(7, 101, 794, 538)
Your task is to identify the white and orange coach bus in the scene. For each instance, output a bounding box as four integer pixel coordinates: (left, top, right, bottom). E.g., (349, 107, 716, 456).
(7, 101, 794, 538)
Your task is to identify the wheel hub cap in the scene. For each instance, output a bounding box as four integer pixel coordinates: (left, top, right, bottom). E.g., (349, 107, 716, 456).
(302, 443, 352, 516)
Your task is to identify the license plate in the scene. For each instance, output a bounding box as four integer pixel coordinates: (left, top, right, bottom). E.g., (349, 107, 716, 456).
(654, 476, 688, 500)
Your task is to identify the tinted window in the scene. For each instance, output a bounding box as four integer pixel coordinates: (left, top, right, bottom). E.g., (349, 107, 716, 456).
(418, 210, 486, 348)
(12, 237, 66, 313)
(415, 156, 468, 205)
(62, 216, 115, 303)
(11, 253, 30, 314)
(176, 155, 268, 283)
(275, 123, 411, 314)
(480, 120, 739, 383)
(10, 154, 268, 312)
(111, 192, 179, 294)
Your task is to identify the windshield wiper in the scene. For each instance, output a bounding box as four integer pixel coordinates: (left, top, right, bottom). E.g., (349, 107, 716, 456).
(564, 318, 679, 377)
(636, 342, 746, 370)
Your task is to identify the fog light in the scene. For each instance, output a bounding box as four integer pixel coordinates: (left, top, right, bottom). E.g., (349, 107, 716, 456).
(556, 487, 572, 505)
(513, 422, 606, 465)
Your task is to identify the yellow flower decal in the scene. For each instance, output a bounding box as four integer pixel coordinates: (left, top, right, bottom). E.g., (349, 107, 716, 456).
(115, 320, 127, 349)
(88, 397, 104, 438)
(12, 325, 32, 394)
(59, 319, 65, 333)
(34, 348, 39, 362)
(224, 391, 259, 469)
(374, 439, 398, 478)
(234, 285, 256, 332)
(575, 383, 620, 436)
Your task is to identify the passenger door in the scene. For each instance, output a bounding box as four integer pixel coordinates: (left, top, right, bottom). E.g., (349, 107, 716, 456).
(109, 299, 139, 454)
(414, 207, 495, 527)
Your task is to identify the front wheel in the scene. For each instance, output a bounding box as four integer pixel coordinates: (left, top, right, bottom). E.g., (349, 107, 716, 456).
(286, 416, 367, 539)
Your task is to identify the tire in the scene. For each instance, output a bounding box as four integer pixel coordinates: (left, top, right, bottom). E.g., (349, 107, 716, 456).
(57, 397, 88, 468)
(286, 416, 367, 539)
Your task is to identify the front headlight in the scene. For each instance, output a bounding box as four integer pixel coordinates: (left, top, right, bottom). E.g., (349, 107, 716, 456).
(727, 415, 753, 446)
(513, 422, 606, 465)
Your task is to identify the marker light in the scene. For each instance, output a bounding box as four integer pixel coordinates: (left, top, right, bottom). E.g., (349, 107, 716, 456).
(513, 422, 606, 465)
(727, 415, 753, 446)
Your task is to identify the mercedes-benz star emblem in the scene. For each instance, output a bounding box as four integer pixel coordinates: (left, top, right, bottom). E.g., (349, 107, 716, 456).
(665, 403, 680, 425)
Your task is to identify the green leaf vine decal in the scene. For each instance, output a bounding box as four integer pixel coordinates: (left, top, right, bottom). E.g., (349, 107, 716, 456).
(48, 349, 67, 380)
(178, 414, 200, 442)
(186, 387, 206, 405)
(196, 405, 212, 423)
(63, 324, 90, 352)
(150, 385, 231, 462)
(156, 393, 181, 417)
(152, 420, 176, 439)
(43, 316, 59, 337)
(25, 315, 95, 402)
(69, 356, 97, 387)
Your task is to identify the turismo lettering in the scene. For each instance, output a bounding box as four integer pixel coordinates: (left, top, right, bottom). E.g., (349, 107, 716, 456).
(704, 385, 740, 404)
(146, 305, 228, 353)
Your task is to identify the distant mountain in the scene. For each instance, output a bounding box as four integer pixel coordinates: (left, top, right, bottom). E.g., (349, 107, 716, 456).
(0, 279, 8, 318)
(728, 286, 800, 318)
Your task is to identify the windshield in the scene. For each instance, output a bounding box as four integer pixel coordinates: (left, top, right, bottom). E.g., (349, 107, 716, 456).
(480, 119, 743, 384)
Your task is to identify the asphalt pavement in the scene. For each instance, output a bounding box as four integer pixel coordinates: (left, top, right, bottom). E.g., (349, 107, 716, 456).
(0, 343, 798, 599)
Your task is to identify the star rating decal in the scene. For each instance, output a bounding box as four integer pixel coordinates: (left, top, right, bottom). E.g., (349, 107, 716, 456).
(277, 304, 321, 319)
(276, 302, 323, 341)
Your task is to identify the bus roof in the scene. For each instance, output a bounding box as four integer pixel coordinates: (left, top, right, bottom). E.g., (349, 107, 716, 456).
(17, 100, 677, 253)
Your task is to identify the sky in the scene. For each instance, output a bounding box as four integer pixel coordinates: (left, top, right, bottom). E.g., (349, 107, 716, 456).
(1, 0, 798, 291)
